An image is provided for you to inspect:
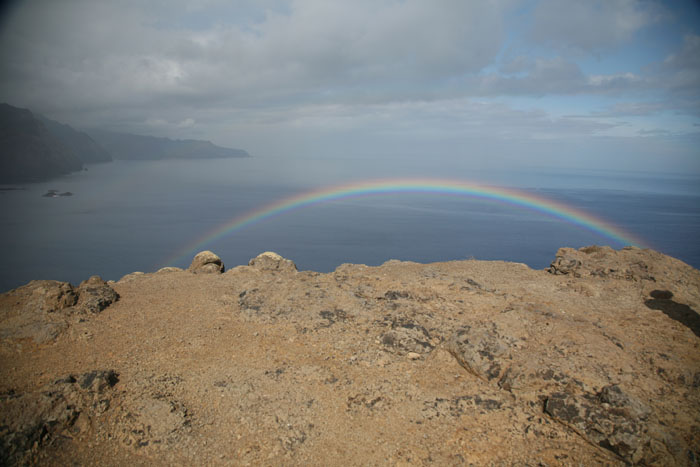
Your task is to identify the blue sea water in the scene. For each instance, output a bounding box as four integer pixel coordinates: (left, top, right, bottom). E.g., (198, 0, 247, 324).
(0, 155, 699, 292)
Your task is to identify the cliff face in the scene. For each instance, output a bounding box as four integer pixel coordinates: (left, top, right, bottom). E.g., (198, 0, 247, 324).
(1, 247, 699, 465)
(0, 103, 84, 183)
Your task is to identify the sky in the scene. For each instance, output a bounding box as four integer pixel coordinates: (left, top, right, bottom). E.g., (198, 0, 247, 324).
(0, 0, 699, 173)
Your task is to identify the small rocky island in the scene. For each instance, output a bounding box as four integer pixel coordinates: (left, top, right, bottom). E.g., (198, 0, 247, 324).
(1, 246, 698, 465)
(41, 190, 73, 197)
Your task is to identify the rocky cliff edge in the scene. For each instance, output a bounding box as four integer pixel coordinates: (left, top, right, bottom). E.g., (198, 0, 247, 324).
(1, 246, 699, 465)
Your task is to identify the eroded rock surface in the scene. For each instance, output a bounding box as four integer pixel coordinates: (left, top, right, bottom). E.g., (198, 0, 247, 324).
(1, 247, 699, 465)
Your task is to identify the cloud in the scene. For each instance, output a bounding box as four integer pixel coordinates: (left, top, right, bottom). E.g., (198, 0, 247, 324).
(476, 57, 646, 96)
(0, 0, 696, 172)
(480, 57, 587, 95)
(0, 0, 507, 122)
(659, 34, 700, 96)
(529, 0, 659, 54)
(177, 118, 196, 128)
(637, 128, 671, 136)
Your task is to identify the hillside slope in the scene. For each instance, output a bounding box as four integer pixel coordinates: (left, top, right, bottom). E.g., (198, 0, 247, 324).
(1, 246, 698, 465)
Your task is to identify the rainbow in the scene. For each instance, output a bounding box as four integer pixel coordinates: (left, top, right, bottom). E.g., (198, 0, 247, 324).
(161, 178, 647, 267)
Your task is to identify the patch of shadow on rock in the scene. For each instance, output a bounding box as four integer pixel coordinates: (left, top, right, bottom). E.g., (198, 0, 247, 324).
(645, 290, 700, 338)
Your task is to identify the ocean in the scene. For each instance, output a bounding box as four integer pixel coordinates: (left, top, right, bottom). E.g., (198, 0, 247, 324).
(1, 155, 699, 292)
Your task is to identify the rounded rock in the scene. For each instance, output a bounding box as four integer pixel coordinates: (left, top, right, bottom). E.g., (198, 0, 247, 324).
(248, 251, 297, 272)
(189, 251, 224, 274)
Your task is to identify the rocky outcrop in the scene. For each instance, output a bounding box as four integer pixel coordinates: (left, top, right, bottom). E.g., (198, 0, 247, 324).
(76, 276, 119, 314)
(548, 245, 682, 282)
(188, 250, 224, 274)
(446, 320, 659, 463)
(544, 386, 651, 463)
(247, 251, 297, 272)
(1, 247, 699, 465)
(0, 278, 119, 344)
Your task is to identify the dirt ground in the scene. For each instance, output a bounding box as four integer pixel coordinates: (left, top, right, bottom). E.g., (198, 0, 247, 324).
(1, 247, 699, 465)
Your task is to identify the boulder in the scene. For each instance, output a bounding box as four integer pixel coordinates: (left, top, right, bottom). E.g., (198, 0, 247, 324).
(189, 251, 224, 274)
(248, 252, 297, 272)
(76, 276, 119, 313)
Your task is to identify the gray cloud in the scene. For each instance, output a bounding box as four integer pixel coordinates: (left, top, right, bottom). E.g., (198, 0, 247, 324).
(0, 0, 506, 125)
(659, 34, 700, 96)
(529, 0, 660, 54)
(0, 0, 696, 173)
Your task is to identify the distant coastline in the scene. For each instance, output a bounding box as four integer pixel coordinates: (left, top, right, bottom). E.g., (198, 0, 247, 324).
(86, 128, 250, 161)
(0, 103, 249, 184)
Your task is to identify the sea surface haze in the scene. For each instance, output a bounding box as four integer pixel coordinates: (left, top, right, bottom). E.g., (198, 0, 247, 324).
(1, 155, 698, 292)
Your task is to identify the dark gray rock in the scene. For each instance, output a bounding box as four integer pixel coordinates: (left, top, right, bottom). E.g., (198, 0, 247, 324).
(446, 325, 515, 382)
(76, 275, 119, 313)
(548, 255, 582, 276)
(381, 319, 433, 355)
(544, 385, 651, 463)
